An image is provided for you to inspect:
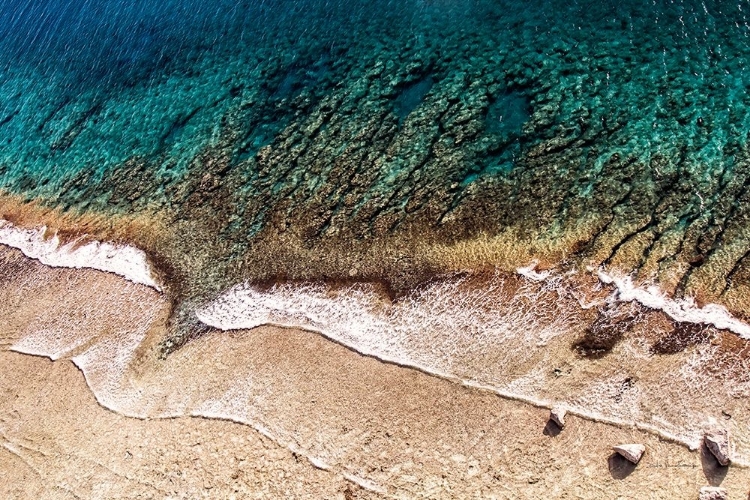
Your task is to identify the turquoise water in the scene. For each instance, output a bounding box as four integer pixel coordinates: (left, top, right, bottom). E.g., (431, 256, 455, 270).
(2, 0, 750, 304)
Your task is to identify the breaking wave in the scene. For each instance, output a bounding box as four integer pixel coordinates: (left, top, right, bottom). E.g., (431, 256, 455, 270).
(0, 219, 161, 291)
(4, 234, 750, 471)
(598, 270, 750, 338)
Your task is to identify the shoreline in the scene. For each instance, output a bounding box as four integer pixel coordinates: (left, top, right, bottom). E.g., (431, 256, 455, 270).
(1, 330, 747, 498)
(3, 220, 750, 464)
(3, 213, 750, 342)
(2, 242, 750, 497)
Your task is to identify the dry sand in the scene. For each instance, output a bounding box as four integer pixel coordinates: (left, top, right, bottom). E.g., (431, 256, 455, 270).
(1, 244, 749, 499)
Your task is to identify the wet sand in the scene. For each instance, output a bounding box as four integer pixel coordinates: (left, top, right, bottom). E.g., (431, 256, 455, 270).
(0, 351, 346, 500)
(1, 244, 750, 498)
(3, 330, 749, 499)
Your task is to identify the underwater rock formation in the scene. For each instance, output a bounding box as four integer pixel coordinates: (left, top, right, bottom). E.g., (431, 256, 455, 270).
(3, 0, 750, 351)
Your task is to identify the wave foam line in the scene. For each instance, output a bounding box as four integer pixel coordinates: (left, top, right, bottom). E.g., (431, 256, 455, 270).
(598, 270, 750, 338)
(0, 219, 161, 291)
(196, 281, 716, 460)
(199, 312, 709, 457)
(62, 350, 390, 496)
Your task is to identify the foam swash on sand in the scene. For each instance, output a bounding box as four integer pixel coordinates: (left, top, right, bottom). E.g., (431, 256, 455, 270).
(0, 219, 161, 291)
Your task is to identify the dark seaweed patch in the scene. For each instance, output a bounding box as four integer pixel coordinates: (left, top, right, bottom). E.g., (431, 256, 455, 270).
(0, 109, 18, 128)
(574, 307, 638, 359)
(157, 106, 202, 151)
(650, 322, 711, 355)
(271, 54, 331, 102)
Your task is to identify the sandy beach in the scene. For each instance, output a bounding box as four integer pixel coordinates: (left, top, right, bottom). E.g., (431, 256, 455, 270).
(1, 245, 749, 499)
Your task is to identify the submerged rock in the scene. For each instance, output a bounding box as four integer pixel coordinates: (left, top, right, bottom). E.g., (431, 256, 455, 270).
(699, 486, 728, 500)
(704, 428, 731, 466)
(612, 444, 645, 464)
(549, 406, 566, 429)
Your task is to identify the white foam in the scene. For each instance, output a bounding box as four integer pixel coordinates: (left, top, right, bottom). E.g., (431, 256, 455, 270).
(0, 219, 161, 291)
(516, 261, 553, 281)
(12, 326, 92, 360)
(8, 243, 750, 467)
(196, 273, 575, 376)
(342, 473, 387, 494)
(598, 269, 750, 338)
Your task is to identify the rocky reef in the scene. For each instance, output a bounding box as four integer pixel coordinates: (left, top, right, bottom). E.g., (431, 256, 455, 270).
(3, 0, 750, 348)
